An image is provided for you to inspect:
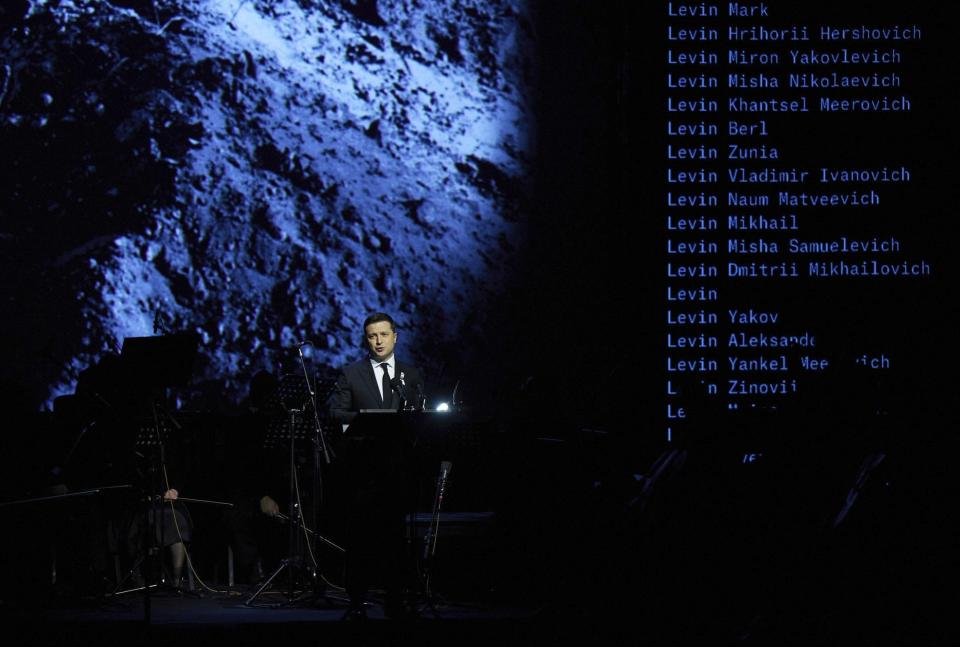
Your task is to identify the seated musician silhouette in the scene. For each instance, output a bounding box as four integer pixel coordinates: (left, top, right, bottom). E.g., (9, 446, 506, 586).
(218, 370, 287, 586)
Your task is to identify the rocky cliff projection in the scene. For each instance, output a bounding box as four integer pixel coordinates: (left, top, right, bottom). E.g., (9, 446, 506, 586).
(0, 0, 535, 408)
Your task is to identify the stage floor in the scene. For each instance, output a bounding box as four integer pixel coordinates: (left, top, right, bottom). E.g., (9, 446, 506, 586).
(3, 572, 948, 646)
(5, 585, 950, 647)
(27, 586, 537, 624)
(2, 583, 567, 646)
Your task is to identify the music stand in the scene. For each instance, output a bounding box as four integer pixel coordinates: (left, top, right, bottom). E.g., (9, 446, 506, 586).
(263, 417, 313, 450)
(110, 333, 199, 621)
(118, 333, 199, 389)
(244, 374, 340, 606)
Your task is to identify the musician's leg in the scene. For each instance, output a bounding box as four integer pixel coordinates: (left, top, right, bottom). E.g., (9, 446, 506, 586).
(169, 541, 186, 588)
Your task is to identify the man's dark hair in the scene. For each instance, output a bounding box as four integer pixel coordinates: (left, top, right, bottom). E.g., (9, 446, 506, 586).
(359, 312, 397, 348)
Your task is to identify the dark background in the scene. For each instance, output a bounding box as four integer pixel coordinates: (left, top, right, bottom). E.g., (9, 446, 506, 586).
(0, 1, 955, 641)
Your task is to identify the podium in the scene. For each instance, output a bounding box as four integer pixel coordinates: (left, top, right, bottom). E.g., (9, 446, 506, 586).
(342, 409, 484, 494)
(340, 410, 490, 612)
(340, 410, 420, 511)
(344, 409, 480, 447)
(341, 410, 481, 506)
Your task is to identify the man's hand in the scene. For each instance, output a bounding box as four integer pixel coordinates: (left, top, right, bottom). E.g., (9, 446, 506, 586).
(163, 488, 179, 501)
(260, 496, 279, 517)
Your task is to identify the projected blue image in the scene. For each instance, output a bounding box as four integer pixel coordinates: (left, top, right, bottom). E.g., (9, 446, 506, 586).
(0, 0, 535, 408)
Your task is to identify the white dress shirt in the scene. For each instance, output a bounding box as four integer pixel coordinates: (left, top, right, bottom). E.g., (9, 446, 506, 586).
(369, 353, 395, 402)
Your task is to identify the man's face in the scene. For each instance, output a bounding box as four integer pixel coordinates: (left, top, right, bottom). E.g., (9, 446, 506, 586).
(365, 321, 397, 361)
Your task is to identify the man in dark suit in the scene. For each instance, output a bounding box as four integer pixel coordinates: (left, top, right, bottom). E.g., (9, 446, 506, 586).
(328, 312, 425, 620)
(330, 313, 425, 424)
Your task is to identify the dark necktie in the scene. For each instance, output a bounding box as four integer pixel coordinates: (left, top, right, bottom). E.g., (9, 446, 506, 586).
(379, 362, 392, 408)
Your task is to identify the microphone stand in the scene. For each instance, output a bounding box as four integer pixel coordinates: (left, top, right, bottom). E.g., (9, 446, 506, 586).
(297, 344, 333, 466)
(243, 400, 311, 606)
(418, 461, 452, 618)
(295, 343, 341, 606)
(244, 354, 343, 608)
